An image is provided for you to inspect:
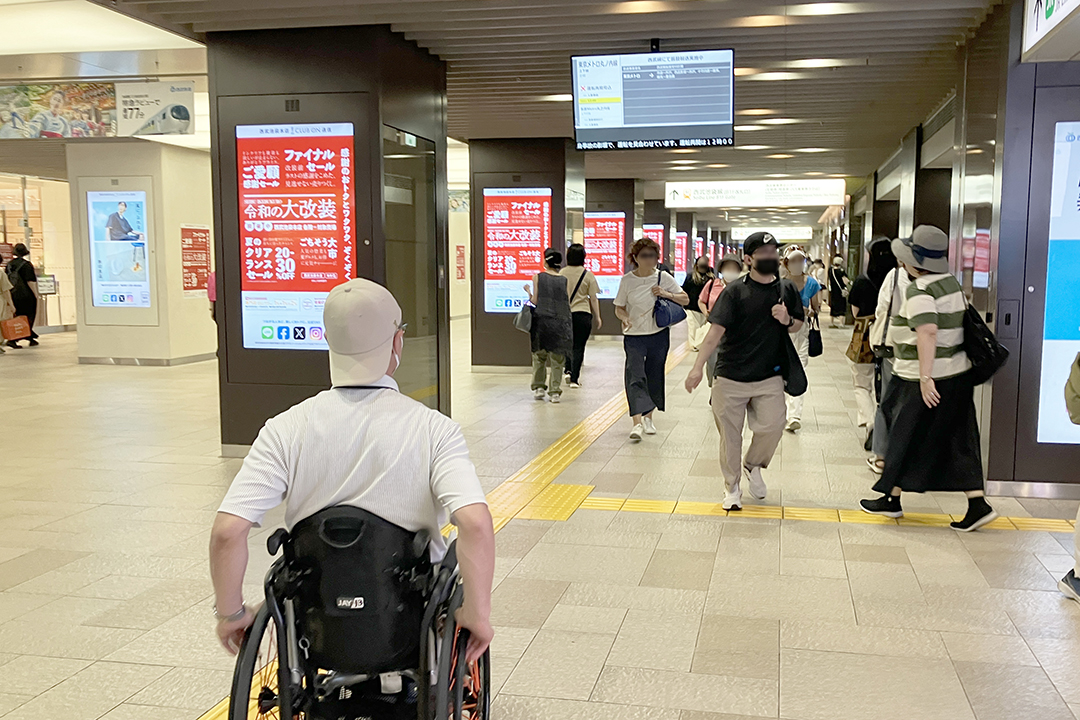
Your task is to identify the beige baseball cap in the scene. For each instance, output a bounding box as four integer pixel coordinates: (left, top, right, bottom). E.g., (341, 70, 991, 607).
(323, 278, 402, 387)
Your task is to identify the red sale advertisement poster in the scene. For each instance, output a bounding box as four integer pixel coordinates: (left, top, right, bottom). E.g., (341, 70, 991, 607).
(180, 225, 211, 297)
(708, 240, 716, 269)
(483, 187, 552, 313)
(236, 122, 356, 349)
(674, 231, 688, 284)
(694, 236, 704, 260)
(583, 211, 625, 298)
(642, 224, 665, 257)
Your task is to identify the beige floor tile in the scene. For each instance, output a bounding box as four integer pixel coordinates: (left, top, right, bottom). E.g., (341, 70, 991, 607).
(69, 575, 166, 600)
(846, 562, 927, 605)
(591, 665, 778, 716)
(781, 620, 946, 659)
(495, 520, 554, 558)
(940, 632, 1040, 666)
(98, 704, 203, 720)
(1027, 638, 1080, 703)
(0, 549, 89, 591)
(0, 620, 144, 661)
(490, 578, 568, 628)
(714, 537, 780, 576)
(509, 543, 653, 585)
(707, 573, 856, 623)
(561, 582, 707, 615)
(780, 557, 849, 579)
(781, 649, 974, 720)
(843, 543, 912, 565)
(127, 666, 233, 709)
(542, 604, 627, 635)
(0, 591, 54, 624)
(780, 522, 844, 560)
(489, 626, 538, 696)
(0, 693, 31, 715)
(493, 694, 678, 719)
(591, 472, 645, 494)
(539, 525, 660, 550)
(954, 661, 1074, 720)
(681, 712, 780, 720)
(0, 656, 92, 695)
(607, 610, 701, 672)
(83, 579, 213, 630)
(500, 629, 614, 701)
(640, 549, 714, 591)
(697, 615, 779, 654)
(854, 598, 1019, 636)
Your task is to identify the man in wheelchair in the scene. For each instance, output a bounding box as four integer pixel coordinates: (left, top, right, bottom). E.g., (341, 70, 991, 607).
(209, 279, 495, 719)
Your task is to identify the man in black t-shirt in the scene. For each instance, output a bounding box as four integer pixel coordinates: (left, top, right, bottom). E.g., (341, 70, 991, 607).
(685, 232, 804, 511)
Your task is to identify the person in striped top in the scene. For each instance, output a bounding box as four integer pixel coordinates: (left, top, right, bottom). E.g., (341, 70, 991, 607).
(860, 226, 997, 532)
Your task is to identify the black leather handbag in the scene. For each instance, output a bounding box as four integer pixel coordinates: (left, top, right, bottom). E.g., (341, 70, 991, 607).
(963, 304, 1009, 386)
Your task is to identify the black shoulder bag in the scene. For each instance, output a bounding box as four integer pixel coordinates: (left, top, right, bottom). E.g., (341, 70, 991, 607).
(777, 281, 808, 397)
(963, 305, 1009, 386)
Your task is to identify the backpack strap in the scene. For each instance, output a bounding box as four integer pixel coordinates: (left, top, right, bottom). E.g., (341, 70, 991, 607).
(569, 269, 587, 302)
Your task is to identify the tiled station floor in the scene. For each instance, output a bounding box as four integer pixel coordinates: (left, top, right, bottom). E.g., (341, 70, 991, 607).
(0, 320, 1077, 719)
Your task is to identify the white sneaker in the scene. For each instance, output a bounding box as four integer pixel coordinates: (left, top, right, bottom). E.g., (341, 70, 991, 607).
(723, 485, 743, 511)
(548, 393, 561, 404)
(569, 382, 581, 389)
(534, 388, 546, 400)
(744, 466, 767, 500)
(629, 424, 644, 441)
(642, 417, 657, 435)
(786, 419, 801, 433)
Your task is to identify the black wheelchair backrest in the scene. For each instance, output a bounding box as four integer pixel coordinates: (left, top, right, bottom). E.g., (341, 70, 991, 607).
(286, 505, 433, 675)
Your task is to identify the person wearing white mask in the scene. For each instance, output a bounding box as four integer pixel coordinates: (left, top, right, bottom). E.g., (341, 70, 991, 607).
(699, 254, 744, 388)
(781, 246, 821, 432)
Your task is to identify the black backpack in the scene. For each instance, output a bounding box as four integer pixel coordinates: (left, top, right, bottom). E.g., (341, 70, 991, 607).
(6, 259, 30, 298)
(963, 304, 1009, 386)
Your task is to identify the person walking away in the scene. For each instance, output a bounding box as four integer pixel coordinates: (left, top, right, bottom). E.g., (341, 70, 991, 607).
(210, 278, 495, 662)
(683, 256, 715, 351)
(560, 244, 602, 388)
(5, 243, 39, 348)
(1059, 357, 1080, 602)
(810, 259, 828, 307)
(524, 249, 573, 403)
(828, 256, 849, 327)
(782, 246, 821, 432)
(685, 232, 805, 510)
(700, 254, 743, 387)
(0, 259, 14, 354)
(859, 225, 997, 531)
(866, 251, 909, 475)
(615, 237, 688, 440)
(848, 237, 896, 447)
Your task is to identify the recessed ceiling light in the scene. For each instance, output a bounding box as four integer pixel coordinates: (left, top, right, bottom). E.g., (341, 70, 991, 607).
(745, 72, 802, 81)
(734, 125, 767, 132)
(538, 94, 573, 102)
(759, 118, 801, 125)
(670, 160, 697, 164)
(829, 174, 847, 178)
(767, 154, 795, 159)
(786, 3, 863, 17)
(737, 145, 770, 151)
(706, 164, 730, 168)
(796, 147, 829, 153)
(670, 166, 696, 171)
(786, 58, 861, 68)
(767, 174, 791, 178)
(804, 171, 825, 176)
(738, 109, 777, 116)
(669, 149, 698, 154)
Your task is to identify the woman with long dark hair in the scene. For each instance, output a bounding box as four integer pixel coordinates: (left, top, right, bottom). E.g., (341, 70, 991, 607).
(847, 237, 896, 446)
(682, 256, 714, 351)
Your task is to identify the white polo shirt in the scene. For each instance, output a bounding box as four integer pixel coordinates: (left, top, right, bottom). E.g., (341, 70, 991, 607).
(218, 376, 487, 561)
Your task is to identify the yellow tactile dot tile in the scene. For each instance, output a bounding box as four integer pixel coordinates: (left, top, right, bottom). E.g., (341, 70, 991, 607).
(516, 484, 594, 522)
(783, 507, 840, 522)
(674, 501, 729, 517)
(621, 499, 677, 514)
(579, 497, 626, 511)
(838, 509, 899, 525)
(1002, 516, 1070, 532)
(730, 505, 783, 519)
(897, 512, 955, 528)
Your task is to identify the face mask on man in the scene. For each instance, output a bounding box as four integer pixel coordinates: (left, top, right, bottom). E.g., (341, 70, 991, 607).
(722, 270, 741, 284)
(754, 258, 780, 277)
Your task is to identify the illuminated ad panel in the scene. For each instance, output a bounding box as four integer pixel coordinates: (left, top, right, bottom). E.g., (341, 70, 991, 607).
(236, 122, 355, 350)
(583, 211, 625, 298)
(483, 187, 552, 313)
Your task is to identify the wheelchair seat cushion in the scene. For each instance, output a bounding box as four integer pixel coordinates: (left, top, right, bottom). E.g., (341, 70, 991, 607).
(288, 505, 433, 674)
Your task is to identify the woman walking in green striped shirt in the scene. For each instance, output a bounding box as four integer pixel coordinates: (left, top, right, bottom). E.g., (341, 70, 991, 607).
(859, 226, 997, 532)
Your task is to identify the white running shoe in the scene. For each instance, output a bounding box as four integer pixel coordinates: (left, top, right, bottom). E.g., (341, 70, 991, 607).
(744, 465, 767, 500)
(642, 417, 657, 435)
(569, 382, 582, 389)
(786, 419, 801, 433)
(723, 485, 743, 511)
(549, 394, 561, 404)
(534, 388, 546, 400)
(629, 424, 644, 441)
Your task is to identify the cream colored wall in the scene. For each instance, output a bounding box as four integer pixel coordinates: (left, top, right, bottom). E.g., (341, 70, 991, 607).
(449, 205, 471, 318)
(38, 179, 76, 326)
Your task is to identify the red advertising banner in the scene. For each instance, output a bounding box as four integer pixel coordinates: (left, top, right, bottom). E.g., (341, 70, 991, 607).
(455, 244, 466, 281)
(583, 211, 625, 297)
(708, 240, 716, 268)
(973, 229, 991, 289)
(180, 225, 211, 297)
(482, 187, 552, 312)
(235, 122, 356, 350)
(694, 236, 704, 260)
(237, 123, 355, 293)
(642, 224, 665, 257)
(674, 231, 688, 281)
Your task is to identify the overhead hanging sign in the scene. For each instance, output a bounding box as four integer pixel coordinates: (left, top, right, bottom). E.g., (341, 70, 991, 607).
(665, 179, 847, 208)
(482, 187, 552, 313)
(116, 80, 196, 136)
(236, 122, 356, 350)
(1023, 0, 1080, 54)
(583, 211, 625, 298)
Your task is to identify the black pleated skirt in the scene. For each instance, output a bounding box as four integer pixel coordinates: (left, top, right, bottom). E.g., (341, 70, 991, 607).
(873, 372, 984, 494)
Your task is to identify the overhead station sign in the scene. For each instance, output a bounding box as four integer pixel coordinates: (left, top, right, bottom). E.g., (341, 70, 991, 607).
(665, 179, 847, 208)
(1023, 0, 1080, 56)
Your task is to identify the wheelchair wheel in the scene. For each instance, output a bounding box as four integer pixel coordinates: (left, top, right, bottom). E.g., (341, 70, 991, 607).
(229, 604, 304, 720)
(435, 589, 490, 720)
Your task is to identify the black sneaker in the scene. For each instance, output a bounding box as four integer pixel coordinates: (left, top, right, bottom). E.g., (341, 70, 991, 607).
(28, 339, 39, 346)
(859, 494, 903, 518)
(950, 498, 998, 532)
(1059, 569, 1080, 604)
(863, 428, 874, 452)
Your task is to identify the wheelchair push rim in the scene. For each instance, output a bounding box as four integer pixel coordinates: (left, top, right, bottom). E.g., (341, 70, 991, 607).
(229, 604, 303, 720)
(435, 586, 491, 720)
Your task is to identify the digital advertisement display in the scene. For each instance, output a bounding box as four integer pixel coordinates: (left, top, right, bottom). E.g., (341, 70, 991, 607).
(236, 122, 356, 350)
(642, 224, 664, 257)
(694, 236, 704, 261)
(674, 231, 688, 285)
(572, 50, 734, 150)
(1038, 122, 1080, 445)
(583, 211, 625, 298)
(483, 188, 552, 313)
(87, 190, 151, 308)
(708, 240, 717, 268)
(181, 225, 211, 297)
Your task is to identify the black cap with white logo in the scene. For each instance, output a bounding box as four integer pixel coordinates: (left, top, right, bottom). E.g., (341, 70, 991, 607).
(743, 232, 778, 258)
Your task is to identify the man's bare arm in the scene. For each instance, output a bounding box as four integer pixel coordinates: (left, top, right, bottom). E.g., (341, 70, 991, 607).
(451, 502, 495, 664)
(209, 511, 256, 654)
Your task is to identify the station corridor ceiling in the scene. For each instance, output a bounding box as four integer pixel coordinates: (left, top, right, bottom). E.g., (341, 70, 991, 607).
(109, 0, 1003, 181)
